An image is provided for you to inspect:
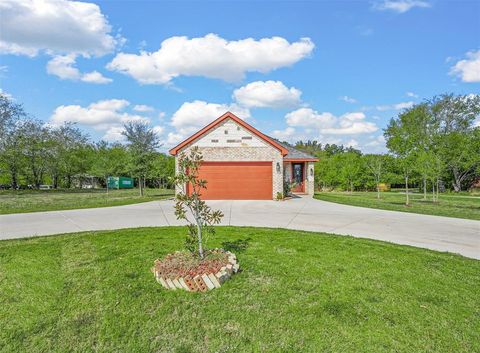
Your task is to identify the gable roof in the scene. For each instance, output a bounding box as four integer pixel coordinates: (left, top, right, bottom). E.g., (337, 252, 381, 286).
(273, 139, 319, 161)
(169, 112, 289, 156)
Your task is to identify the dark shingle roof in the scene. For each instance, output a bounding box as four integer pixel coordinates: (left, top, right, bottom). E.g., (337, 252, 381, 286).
(272, 139, 318, 161)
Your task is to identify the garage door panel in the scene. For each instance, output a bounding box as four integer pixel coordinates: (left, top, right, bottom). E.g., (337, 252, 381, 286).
(188, 162, 272, 200)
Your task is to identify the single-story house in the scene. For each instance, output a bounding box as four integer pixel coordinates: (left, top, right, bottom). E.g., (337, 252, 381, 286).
(169, 112, 318, 200)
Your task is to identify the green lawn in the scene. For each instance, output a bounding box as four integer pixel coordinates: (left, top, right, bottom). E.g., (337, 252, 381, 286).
(0, 188, 174, 214)
(314, 191, 480, 220)
(1, 227, 478, 353)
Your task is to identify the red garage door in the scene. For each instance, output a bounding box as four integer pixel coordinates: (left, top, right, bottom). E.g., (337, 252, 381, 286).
(188, 161, 272, 200)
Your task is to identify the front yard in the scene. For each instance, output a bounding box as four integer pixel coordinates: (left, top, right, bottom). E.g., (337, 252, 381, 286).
(0, 188, 174, 214)
(314, 191, 480, 220)
(1, 227, 478, 352)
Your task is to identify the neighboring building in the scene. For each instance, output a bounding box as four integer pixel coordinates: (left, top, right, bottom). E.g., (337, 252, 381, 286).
(169, 112, 318, 200)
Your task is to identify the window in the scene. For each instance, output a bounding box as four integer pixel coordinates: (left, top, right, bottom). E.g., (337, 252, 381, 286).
(224, 130, 228, 134)
(211, 139, 219, 143)
(237, 126, 241, 131)
(227, 139, 241, 143)
(241, 136, 252, 140)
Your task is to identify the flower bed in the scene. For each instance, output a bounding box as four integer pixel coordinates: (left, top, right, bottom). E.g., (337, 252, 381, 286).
(152, 249, 239, 291)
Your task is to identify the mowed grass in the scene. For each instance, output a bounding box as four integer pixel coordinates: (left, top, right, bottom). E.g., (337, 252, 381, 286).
(0, 188, 174, 214)
(314, 191, 480, 220)
(1, 227, 479, 353)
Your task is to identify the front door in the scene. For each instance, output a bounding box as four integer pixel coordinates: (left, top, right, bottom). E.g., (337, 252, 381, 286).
(291, 163, 304, 192)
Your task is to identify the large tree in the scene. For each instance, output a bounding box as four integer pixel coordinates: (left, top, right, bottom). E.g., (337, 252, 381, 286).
(430, 94, 480, 191)
(122, 121, 161, 196)
(0, 94, 26, 188)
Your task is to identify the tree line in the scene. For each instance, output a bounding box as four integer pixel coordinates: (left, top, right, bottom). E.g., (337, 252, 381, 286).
(294, 94, 480, 202)
(0, 94, 174, 191)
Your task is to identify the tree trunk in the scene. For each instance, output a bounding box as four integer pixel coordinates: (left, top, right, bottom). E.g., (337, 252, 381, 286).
(423, 177, 427, 200)
(194, 198, 204, 259)
(451, 167, 462, 192)
(405, 175, 409, 206)
(376, 182, 380, 199)
(436, 178, 440, 202)
(432, 180, 436, 203)
(10, 168, 18, 189)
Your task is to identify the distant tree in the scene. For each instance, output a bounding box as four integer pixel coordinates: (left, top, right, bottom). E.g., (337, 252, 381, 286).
(48, 123, 89, 188)
(0, 94, 26, 188)
(430, 94, 480, 191)
(340, 152, 363, 193)
(90, 141, 130, 186)
(364, 154, 385, 199)
(122, 121, 161, 196)
(295, 140, 322, 154)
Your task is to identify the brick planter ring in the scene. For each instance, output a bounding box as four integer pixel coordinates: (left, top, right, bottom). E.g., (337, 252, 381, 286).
(152, 251, 239, 292)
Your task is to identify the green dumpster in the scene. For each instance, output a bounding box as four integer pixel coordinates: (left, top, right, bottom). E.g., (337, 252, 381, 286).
(107, 177, 134, 189)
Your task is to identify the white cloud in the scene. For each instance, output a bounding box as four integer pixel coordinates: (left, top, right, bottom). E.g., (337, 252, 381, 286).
(102, 126, 126, 142)
(50, 99, 150, 131)
(271, 127, 297, 140)
(406, 91, 419, 98)
(0, 0, 121, 57)
(167, 132, 185, 146)
(81, 71, 112, 84)
(285, 108, 378, 136)
(375, 101, 415, 111)
(339, 95, 357, 103)
(47, 55, 112, 84)
(450, 50, 480, 83)
(345, 139, 359, 149)
(171, 100, 250, 135)
(102, 124, 164, 143)
(285, 108, 336, 129)
(0, 88, 13, 100)
(320, 112, 378, 135)
(133, 104, 154, 112)
(372, 0, 431, 13)
(107, 34, 314, 84)
(233, 80, 302, 108)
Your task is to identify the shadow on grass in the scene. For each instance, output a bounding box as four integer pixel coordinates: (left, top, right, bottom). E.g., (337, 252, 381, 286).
(221, 237, 252, 253)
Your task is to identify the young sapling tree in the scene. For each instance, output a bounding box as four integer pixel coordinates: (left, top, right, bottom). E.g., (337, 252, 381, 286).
(173, 147, 223, 259)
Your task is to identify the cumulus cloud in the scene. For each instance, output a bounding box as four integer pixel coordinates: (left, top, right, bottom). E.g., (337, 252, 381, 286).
(233, 80, 302, 108)
(0, 0, 121, 57)
(339, 95, 357, 103)
(47, 55, 112, 84)
(285, 108, 336, 129)
(271, 127, 297, 140)
(50, 99, 150, 132)
(450, 50, 480, 83)
(284, 108, 378, 136)
(372, 0, 431, 13)
(320, 112, 378, 135)
(133, 104, 154, 112)
(406, 91, 419, 98)
(107, 34, 314, 84)
(171, 100, 251, 135)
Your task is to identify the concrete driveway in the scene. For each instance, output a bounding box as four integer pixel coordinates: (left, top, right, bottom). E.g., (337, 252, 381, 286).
(0, 196, 479, 259)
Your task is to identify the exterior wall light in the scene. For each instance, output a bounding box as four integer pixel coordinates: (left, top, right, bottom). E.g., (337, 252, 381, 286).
(276, 162, 281, 173)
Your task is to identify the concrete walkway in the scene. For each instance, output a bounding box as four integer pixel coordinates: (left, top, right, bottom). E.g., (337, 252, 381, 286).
(0, 197, 479, 259)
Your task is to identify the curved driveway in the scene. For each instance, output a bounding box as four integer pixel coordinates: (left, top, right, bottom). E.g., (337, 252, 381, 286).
(0, 196, 479, 259)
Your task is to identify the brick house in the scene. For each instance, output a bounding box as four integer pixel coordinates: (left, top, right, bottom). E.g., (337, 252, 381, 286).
(169, 112, 318, 200)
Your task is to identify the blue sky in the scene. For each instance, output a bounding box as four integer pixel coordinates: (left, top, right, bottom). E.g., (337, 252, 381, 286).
(1, 0, 479, 152)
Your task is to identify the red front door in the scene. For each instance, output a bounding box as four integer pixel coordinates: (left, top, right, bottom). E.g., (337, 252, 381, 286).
(291, 162, 305, 192)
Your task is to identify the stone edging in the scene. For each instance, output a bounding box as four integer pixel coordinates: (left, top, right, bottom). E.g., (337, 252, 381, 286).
(153, 251, 239, 292)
